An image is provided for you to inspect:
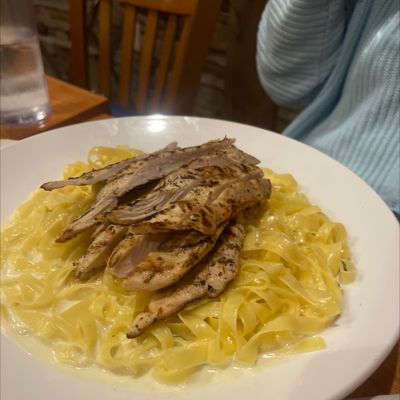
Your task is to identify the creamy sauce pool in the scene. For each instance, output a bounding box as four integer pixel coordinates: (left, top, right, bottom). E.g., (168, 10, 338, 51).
(1, 320, 288, 391)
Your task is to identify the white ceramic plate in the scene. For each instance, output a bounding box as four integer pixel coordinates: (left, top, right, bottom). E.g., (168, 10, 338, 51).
(1, 116, 399, 400)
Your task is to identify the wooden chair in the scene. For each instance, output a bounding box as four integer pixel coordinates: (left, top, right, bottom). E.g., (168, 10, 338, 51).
(68, 0, 222, 114)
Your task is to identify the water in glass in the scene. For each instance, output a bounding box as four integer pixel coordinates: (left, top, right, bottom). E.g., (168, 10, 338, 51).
(0, 28, 50, 125)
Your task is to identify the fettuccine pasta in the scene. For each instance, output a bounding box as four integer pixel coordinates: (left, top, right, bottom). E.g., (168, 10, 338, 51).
(1, 146, 355, 383)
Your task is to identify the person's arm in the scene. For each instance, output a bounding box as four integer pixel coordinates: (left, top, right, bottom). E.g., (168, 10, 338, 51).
(256, 0, 346, 109)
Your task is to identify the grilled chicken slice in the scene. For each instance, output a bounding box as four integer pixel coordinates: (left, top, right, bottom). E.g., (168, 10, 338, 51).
(127, 222, 245, 338)
(122, 223, 227, 292)
(128, 175, 271, 235)
(41, 154, 144, 191)
(56, 181, 158, 243)
(107, 232, 169, 278)
(109, 160, 262, 226)
(74, 224, 127, 278)
(107, 147, 258, 225)
(107, 146, 259, 224)
(94, 138, 236, 204)
(107, 228, 216, 279)
(56, 196, 119, 242)
(91, 222, 108, 239)
(107, 181, 200, 225)
(41, 142, 176, 191)
(55, 138, 235, 242)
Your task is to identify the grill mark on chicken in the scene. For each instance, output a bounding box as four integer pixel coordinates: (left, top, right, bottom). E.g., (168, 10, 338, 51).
(74, 224, 127, 278)
(126, 222, 245, 338)
(55, 138, 235, 242)
(122, 223, 227, 291)
(158, 230, 207, 249)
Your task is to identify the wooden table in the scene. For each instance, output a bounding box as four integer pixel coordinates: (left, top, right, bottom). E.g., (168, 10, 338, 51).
(348, 340, 399, 398)
(0, 76, 111, 140)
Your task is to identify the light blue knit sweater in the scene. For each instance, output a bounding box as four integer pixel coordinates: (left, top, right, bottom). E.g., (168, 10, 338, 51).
(257, 0, 400, 213)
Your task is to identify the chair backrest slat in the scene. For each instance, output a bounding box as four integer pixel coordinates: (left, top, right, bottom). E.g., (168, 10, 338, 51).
(119, 5, 137, 106)
(135, 10, 158, 113)
(163, 16, 192, 112)
(69, 0, 88, 88)
(167, 0, 222, 114)
(151, 14, 177, 110)
(98, 0, 112, 97)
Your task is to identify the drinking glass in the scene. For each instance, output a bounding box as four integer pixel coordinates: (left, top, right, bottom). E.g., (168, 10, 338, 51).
(0, 0, 51, 125)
